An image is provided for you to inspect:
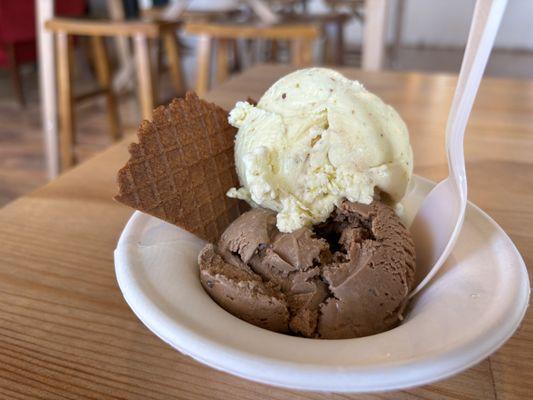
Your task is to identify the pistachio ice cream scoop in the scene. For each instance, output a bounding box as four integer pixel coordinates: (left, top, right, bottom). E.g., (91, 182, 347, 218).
(227, 68, 413, 232)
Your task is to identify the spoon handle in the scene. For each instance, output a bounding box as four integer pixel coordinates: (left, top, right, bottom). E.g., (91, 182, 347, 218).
(408, 0, 507, 299)
(445, 0, 507, 195)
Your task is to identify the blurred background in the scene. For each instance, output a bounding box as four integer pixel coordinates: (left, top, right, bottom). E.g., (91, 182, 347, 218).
(0, 0, 531, 207)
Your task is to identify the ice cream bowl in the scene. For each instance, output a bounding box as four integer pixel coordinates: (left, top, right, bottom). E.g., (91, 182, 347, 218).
(114, 174, 530, 393)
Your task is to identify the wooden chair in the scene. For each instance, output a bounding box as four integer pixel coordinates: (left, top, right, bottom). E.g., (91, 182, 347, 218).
(46, 18, 183, 170)
(185, 22, 320, 96)
(276, 13, 351, 65)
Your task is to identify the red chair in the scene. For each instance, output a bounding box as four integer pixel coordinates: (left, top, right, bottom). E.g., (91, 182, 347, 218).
(0, 0, 86, 107)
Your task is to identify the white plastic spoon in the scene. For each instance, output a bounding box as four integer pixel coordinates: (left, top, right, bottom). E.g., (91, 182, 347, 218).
(410, 0, 508, 298)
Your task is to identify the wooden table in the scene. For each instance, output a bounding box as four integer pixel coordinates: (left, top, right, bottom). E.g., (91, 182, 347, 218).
(1, 65, 531, 399)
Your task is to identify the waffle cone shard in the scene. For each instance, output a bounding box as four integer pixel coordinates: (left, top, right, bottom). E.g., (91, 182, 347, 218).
(115, 92, 240, 243)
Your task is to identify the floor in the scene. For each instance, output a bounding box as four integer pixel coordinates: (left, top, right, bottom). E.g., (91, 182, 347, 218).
(0, 65, 136, 206)
(2, 45, 533, 207)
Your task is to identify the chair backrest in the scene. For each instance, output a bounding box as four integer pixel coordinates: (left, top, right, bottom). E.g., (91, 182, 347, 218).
(184, 22, 320, 41)
(0, 0, 87, 44)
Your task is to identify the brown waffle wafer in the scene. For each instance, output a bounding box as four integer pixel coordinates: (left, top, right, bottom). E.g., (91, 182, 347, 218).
(115, 92, 241, 243)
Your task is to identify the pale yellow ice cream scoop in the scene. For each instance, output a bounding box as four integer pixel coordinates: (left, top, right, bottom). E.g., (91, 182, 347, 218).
(227, 68, 413, 232)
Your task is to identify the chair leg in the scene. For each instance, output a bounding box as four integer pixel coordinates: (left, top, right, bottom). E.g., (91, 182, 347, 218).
(162, 30, 185, 96)
(291, 40, 302, 66)
(229, 39, 241, 73)
(335, 19, 345, 66)
(302, 39, 313, 65)
(291, 39, 313, 67)
(90, 36, 121, 141)
(151, 38, 164, 103)
(270, 39, 279, 62)
(324, 27, 333, 65)
(133, 33, 154, 121)
(216, 39, 229, 86)
(195, 35, 212, 97)
(6, 44, 25, 108)
(56, 31, 75, 170)
(245, 39, 256, 65)
(151, 38, 160, 105)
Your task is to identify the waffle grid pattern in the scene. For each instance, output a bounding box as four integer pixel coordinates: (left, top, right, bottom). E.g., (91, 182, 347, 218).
(115, 92, 241, 243)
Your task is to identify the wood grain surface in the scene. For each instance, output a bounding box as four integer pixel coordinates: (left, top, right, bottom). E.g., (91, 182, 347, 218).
(0, 65, 531, 399)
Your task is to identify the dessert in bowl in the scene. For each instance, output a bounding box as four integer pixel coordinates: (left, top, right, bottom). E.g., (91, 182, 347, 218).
(114, 68, 529, 391)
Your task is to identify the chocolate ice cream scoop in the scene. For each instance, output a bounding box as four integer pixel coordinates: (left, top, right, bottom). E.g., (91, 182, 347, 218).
(317, 201, 416, 338)
(198, 200, 416, 339)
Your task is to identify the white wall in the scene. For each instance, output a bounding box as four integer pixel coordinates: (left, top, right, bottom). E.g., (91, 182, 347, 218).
(401, 0, 533, 49)
(309, 0, 533, 50)
(400, 0, 474, 47)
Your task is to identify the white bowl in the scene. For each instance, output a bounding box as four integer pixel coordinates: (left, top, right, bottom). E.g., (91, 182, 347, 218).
(114, 175, 530, 392)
